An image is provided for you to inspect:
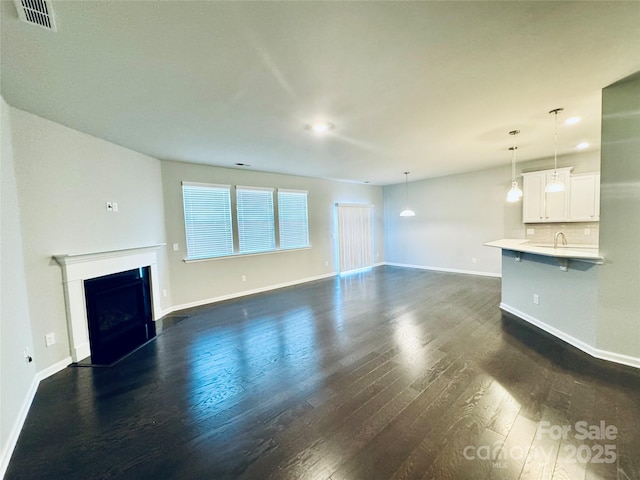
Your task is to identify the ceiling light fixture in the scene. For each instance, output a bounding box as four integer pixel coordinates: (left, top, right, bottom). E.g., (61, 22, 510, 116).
(576, 142, 589, 150)
(506, 130, 523, 203)
(565, 116, 581, 125)
(399, 171, 416, 217)
(545, 108, 566, 193)
(306, 122, 334, 134)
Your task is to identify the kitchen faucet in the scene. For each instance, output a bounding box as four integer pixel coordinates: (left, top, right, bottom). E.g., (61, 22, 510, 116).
(554, 231, 567, 249)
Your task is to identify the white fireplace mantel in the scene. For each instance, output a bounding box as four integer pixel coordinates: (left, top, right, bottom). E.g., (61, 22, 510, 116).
(53, 244, 165, 362)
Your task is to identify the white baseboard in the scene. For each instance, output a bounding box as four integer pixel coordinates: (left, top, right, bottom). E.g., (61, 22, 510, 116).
(0, 377, 37, 479)
(164, 271, 338, 315)
(36, 356, 72, 382)
(384, 262, 502, 278)
(0, 356, 71, 479)
(501, 303, 640, 369)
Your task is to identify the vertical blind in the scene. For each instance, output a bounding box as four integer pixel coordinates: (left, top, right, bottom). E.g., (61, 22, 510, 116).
(337, 204, 374, 273)
(182, 182, 233, 260)
(278, 189, 309, 249)
(236, 186, 276, 254)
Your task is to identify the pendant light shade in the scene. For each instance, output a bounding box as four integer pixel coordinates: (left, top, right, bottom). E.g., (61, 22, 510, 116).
(506, 130, 523, 203)
(545, 108, 566, 193)
(400, 171, 415, 217)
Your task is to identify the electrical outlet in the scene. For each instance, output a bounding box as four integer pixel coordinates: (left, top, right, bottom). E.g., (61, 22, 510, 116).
(241, 274, 247, 282)
(172, 243, 179, 251)
(533, 294, 540, 305)
(527, 228, 535, 235)
(472, 257, 477, 264)
(584, 228, 591, 236)
(162, 289, 167, 298)
(324, 261, 328, 267)
(112, 202, 118, 212)
(45, 332, 56, 347)
(106, 201, 113, 211)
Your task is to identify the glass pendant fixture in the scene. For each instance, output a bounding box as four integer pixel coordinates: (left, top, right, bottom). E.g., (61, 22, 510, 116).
(545, 108, 566, 193)
(399, 171, 416, 217)
(506, 129, 523, 202)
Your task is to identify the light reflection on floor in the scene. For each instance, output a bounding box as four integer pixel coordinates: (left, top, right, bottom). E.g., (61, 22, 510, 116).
(188, 305, 317, 415)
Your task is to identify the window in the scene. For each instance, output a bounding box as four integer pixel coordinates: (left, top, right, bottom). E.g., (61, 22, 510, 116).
(181, 182, 310, 261)
(278, 189, 309, 249)
(182, 182, 233, 260)
(236, 186, 276, 254)
(336, 204, 373, 273)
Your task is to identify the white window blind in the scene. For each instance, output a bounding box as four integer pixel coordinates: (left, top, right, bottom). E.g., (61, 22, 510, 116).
(278, 189, 309, 249)
(336, 204, 374, 273)
(236, 186, 276, 254)
(182, 182, 233, 260)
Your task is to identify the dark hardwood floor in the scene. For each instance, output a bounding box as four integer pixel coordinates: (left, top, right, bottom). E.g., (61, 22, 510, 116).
(6, 266, 640, 479)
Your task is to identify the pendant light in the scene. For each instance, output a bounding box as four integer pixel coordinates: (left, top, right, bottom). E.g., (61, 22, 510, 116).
(399, 171, 416, 217)
(506, 129, 523, 202)
(545, 108, 566, 193)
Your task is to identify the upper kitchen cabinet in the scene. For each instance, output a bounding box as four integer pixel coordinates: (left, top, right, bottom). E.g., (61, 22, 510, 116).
(570, 173, 600, 221)
(522, 167, 572, 223)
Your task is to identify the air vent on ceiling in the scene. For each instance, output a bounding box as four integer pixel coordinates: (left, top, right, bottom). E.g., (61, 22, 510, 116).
(14, 0, 57, 31)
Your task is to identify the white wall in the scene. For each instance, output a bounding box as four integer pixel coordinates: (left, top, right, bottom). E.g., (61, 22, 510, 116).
(597, 72, 640, 360)
(500, 251, 598, 348)
(8, 107, 171, 371)
(0, 98, 36, 475)
(383, 151, 601, 276)
(161, 161, 384, 309)
(384, 165, 512, 276)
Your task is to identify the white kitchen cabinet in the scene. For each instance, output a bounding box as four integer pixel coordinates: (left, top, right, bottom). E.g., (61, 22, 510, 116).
(522, 167, 572, 223)
(570, 173, 600, 221)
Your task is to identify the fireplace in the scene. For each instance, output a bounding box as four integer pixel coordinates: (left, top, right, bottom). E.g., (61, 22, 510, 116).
(84, 267, 155, 365)
(54, 245, 164, 363)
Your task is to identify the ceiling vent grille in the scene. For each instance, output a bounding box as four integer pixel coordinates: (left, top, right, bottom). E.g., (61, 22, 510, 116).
(14, 0, 57, 31)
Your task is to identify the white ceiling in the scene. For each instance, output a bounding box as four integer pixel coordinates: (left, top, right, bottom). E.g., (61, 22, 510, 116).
(1, 1, 639, 185)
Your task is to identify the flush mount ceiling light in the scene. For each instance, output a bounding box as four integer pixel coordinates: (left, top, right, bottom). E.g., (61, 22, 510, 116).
(399, 171, 416, 217)
(506, 130, 523, 203)
(576, 142, 590, 150)
(306, 122, 334, 134)
(545, 108, 566, 193)
(565, 116, 581, 125)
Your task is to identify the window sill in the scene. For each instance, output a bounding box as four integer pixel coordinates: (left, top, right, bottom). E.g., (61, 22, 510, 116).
(183, 246, 312, 263)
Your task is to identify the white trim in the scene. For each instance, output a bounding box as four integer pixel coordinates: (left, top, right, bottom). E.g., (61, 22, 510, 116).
(184, 246, 312, 263)
(277, 188, 308, 194)
(335, 203, 374, 208)
(35, 356, 73, 382)
(53, 247, 163, 363)
(501, 303, 640, 369)
(164, 272, 338, 314)
(0, 378, 37, 479)
(53, 243, 166, 261)
(384, 262, 502, 278)
(236, 185, 274, 192)
(181, 180, 230, 189)
(0, 357, 71, 479)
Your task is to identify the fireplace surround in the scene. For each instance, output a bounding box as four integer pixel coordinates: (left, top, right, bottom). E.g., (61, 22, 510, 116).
(53, 245, 164, 363)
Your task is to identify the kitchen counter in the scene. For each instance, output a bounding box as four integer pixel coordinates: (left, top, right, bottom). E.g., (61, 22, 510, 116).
(484, 239, 603, 264)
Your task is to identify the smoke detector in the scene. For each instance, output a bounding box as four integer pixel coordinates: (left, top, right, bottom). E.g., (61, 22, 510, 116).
(14, 0, 57, 31)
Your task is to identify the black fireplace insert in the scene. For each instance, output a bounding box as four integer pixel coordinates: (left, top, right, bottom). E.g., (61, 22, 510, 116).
(84, 266, 155, 365)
